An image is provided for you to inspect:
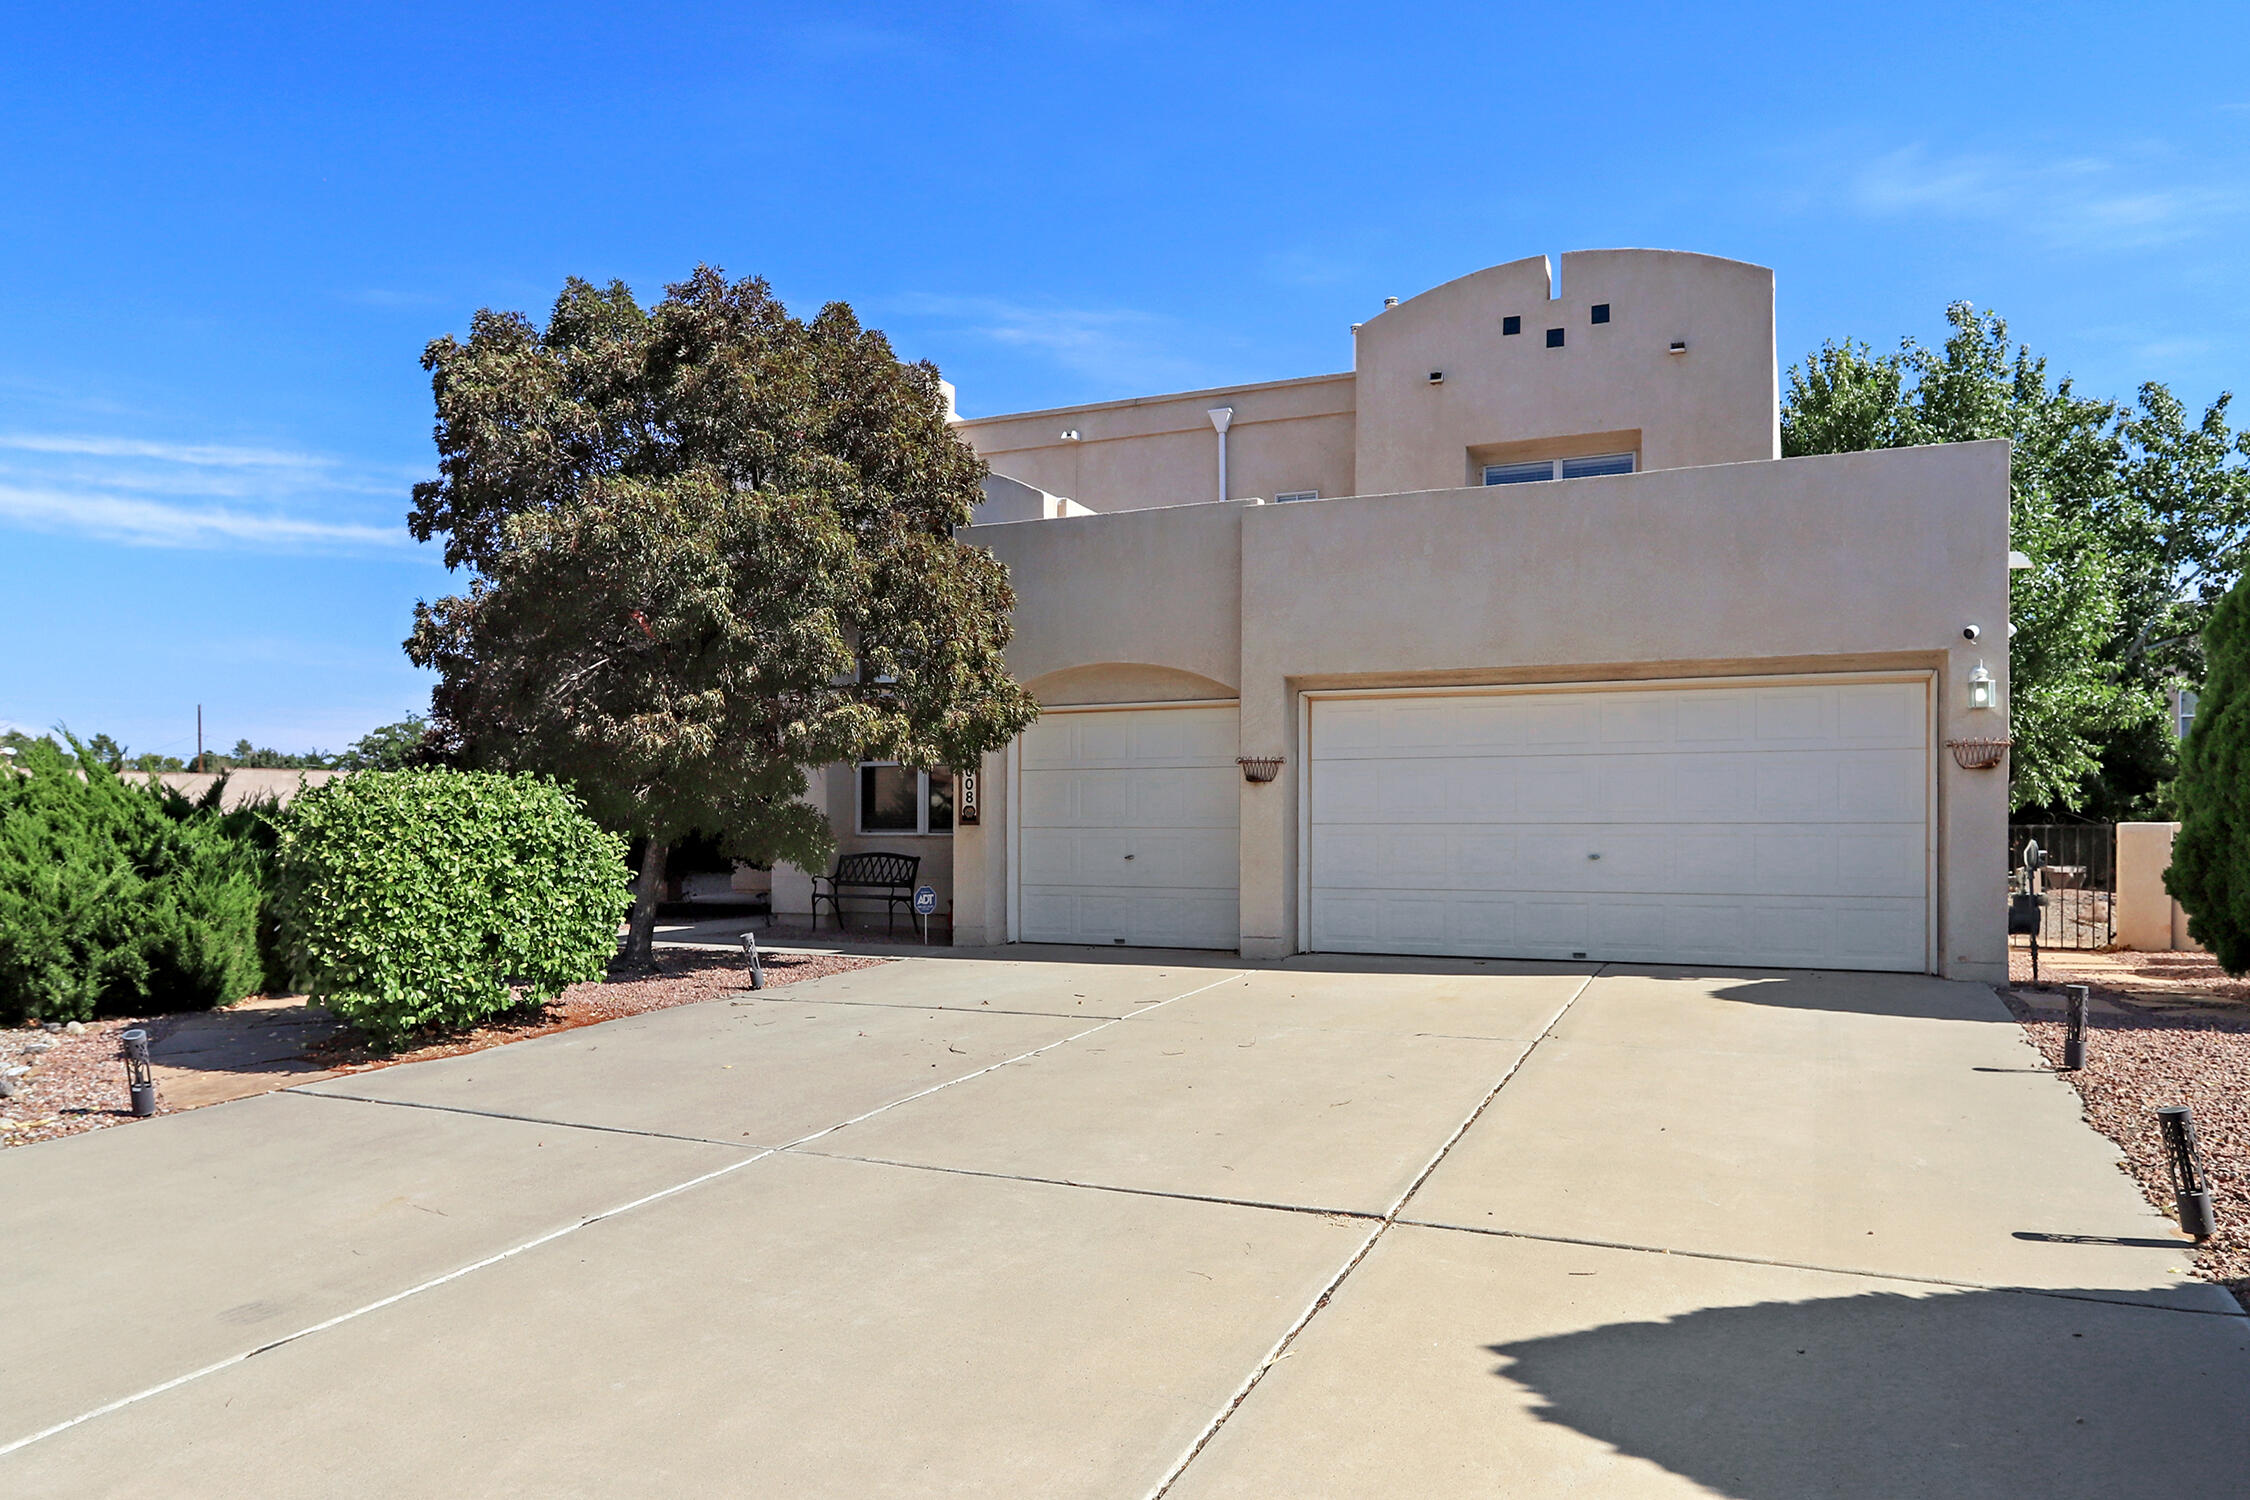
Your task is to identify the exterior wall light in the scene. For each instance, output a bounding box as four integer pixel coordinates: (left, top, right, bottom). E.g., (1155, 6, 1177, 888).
(2157, 1105, 2216, 1241)
(120, 1028, 156, 1117)
(1967, 661, 1996, 710)
(1237, 756, 1284, 784)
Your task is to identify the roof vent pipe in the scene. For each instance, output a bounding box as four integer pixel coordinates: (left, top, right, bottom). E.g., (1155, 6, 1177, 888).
(1208, 407, 1234, 504)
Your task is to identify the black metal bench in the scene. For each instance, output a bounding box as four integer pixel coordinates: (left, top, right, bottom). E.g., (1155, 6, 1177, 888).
(810, 851, 923, 936)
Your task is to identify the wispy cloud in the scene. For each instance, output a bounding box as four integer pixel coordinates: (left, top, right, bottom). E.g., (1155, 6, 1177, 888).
(1845, 145, 2242, 250)
(0, 484, 404, 550)
(0, 432, 325, 469)
(890, 293, 1213, 396)
(0, 428, 423, 554)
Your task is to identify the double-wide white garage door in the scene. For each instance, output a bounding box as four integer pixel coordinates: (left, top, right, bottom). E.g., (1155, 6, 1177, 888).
(1017, 705, 1241, 949)
(1307, 680, 1933, 971)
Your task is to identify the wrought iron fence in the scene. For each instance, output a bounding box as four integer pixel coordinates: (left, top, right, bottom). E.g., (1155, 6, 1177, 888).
(2008, 823, 2117, 951)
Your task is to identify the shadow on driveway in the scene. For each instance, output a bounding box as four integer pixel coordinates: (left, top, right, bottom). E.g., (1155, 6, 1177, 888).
(1487, 1283, 2250, 1497)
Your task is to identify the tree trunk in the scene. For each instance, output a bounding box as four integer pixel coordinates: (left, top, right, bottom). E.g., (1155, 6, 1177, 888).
(623, 837, 668, 968)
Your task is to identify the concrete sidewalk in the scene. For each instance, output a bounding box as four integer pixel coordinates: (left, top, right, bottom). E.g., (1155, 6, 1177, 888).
(3, 955, 2243, 1497)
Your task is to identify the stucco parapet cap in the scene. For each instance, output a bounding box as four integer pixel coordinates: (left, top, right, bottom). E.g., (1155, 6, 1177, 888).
(953, 370, 1352, 427)
(964, 496, 1261, 534)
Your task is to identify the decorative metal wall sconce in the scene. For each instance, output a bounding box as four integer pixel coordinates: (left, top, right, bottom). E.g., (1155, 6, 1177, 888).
(1237, 756, 1284, 784)
(1945, 737, 2012, 770)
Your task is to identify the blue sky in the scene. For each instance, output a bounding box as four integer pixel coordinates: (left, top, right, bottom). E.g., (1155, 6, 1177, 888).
(3, 2, 2245, 757)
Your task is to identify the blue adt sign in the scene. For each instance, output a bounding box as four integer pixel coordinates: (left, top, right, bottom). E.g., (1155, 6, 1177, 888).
(913, 885, 938, 916)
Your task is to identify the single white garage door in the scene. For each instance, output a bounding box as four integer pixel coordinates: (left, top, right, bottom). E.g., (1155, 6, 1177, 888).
(1017, 704, 1240, 949)
(1308, 680, 1931, 971)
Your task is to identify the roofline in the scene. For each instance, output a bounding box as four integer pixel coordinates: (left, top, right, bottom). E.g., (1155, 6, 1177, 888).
(953, 369, 1353, 428)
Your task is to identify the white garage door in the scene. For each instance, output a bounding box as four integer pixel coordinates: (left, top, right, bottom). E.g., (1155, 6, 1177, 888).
(1017, 705, 1240, 949)
(1308, 680, 1931, 971)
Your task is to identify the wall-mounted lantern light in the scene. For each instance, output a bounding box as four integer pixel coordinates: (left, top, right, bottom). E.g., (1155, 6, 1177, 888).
(1967, 661, 1996, 711)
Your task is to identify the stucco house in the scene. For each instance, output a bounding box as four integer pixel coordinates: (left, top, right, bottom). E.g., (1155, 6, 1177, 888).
(775, 249, 2012, 982)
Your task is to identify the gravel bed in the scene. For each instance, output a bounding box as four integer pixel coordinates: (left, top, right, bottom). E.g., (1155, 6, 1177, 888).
(0, 1016, 178, 1148)
(2003, 952, 2249, 1311)
(306, 947, 885, 1076)
(3, 947, 883, 1150)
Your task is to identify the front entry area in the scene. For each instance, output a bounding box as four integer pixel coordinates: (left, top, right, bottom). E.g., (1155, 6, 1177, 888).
(1306, 677, 1934, 971)
(1014, 702, 1241, 949)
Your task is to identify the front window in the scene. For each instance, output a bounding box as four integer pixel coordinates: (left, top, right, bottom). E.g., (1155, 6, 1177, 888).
(858, 764, 955, 836)
(1483, 452, 1637, 486)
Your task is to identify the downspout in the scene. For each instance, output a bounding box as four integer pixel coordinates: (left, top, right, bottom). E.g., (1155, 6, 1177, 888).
(1208, 406, 1234, 504)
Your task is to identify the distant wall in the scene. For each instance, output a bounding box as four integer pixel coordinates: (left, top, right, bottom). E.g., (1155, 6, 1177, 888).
(2115, 822, 2207, 953)
(126, 768, 344, 810)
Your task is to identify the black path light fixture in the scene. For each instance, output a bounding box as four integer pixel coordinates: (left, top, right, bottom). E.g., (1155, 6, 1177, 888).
(2063, 984, 2089, 1071)
(2156, 1106, 2217, 1242)
(119, 1028, 157, 1118)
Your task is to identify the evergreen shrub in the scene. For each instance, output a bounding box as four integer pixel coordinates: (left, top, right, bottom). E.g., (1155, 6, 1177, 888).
(2167, 574, 2250, 974)
(0, 741, 273, 1023)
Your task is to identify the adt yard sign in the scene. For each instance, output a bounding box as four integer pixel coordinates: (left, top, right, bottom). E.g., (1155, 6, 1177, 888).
(913, 885, 937, 944)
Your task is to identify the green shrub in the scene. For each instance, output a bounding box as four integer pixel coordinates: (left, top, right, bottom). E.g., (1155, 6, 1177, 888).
(2167, 574, 2250, 974)
(271, 770, 631, 1045)
(0, 740, 273, 1023)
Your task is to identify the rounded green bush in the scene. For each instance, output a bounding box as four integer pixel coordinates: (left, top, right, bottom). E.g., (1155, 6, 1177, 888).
(272, 770, 632, 1045)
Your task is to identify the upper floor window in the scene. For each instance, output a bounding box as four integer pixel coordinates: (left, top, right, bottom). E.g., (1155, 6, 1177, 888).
(1483, 453, 1636, 486)
(858, 763, 955, 836)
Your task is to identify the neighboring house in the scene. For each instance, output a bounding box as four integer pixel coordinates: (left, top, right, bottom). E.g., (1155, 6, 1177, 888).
(775, 250, 2011, 982)
(125, 768, 344, 810)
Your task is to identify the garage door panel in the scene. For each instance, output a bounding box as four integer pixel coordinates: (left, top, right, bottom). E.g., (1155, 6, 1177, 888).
(1309, 681, 1930, 972)
(1017, 706, 1240, 950)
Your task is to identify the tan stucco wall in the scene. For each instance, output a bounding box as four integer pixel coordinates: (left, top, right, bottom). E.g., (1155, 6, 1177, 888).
(2116, 821, 2206, 953)
(971, 500, 1245, 692)
(951, 249, 1776, 517)
(957, 373, 1354, 513)
(959, 438, 2013, 979)
(1352, 250, 1778, 495)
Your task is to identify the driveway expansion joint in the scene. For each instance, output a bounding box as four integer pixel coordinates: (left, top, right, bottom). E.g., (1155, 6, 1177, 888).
(0, 969, 1253, 1463)
(1388, 1217, 2249, 1320)
(1144, 965, 1605, 1499)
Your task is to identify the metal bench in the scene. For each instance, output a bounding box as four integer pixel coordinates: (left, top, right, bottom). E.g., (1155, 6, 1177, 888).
(810, 851, 923, 936)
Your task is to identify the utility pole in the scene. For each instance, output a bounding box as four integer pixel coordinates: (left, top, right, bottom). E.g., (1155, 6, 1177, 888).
(196, 704, 203, 774)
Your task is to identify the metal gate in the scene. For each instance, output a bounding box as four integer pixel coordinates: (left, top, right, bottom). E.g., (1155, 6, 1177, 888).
(2008, 823, 2117, 950)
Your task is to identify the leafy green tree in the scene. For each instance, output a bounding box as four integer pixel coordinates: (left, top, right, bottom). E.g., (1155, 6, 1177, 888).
(1783, 303, 2250, 815)
(336, 715, 432, 771)
(406, 268, 1037, 963)
(2166, 573, 2250, 973)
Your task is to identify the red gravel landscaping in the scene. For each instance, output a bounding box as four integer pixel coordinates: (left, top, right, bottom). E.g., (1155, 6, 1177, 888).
(2, 947, 883, 1151)
(2004, 947, 2249, 1311)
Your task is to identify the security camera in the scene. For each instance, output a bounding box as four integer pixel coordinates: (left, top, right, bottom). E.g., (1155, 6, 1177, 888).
(1962, 625, 1981, 642)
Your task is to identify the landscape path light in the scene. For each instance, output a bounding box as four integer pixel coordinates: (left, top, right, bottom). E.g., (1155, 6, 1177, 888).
(119, 1028, 156, 1118)
(2156, 1106, 2216, 1242)
(740, 932, 765, 991)
(2063, 984, 2088, 1070)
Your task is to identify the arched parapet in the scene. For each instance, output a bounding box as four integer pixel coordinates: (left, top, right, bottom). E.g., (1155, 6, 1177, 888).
(1025, 662, 1237, 707)
(1354, 248, 1778, 495)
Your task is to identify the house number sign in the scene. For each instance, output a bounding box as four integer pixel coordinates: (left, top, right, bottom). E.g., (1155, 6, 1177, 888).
(957, 767, 980, 825)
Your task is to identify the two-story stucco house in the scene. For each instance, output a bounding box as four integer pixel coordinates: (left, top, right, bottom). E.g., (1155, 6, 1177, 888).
(773, 249, 2012, 982)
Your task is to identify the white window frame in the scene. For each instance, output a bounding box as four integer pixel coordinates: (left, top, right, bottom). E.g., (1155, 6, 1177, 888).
(1275, 489, 1320, 503)
(855, 762, 954, 837)
(1482, 452, 1637, 486)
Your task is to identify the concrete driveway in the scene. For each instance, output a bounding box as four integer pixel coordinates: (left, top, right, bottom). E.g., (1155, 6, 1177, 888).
(3, 954, 2244, 1497)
